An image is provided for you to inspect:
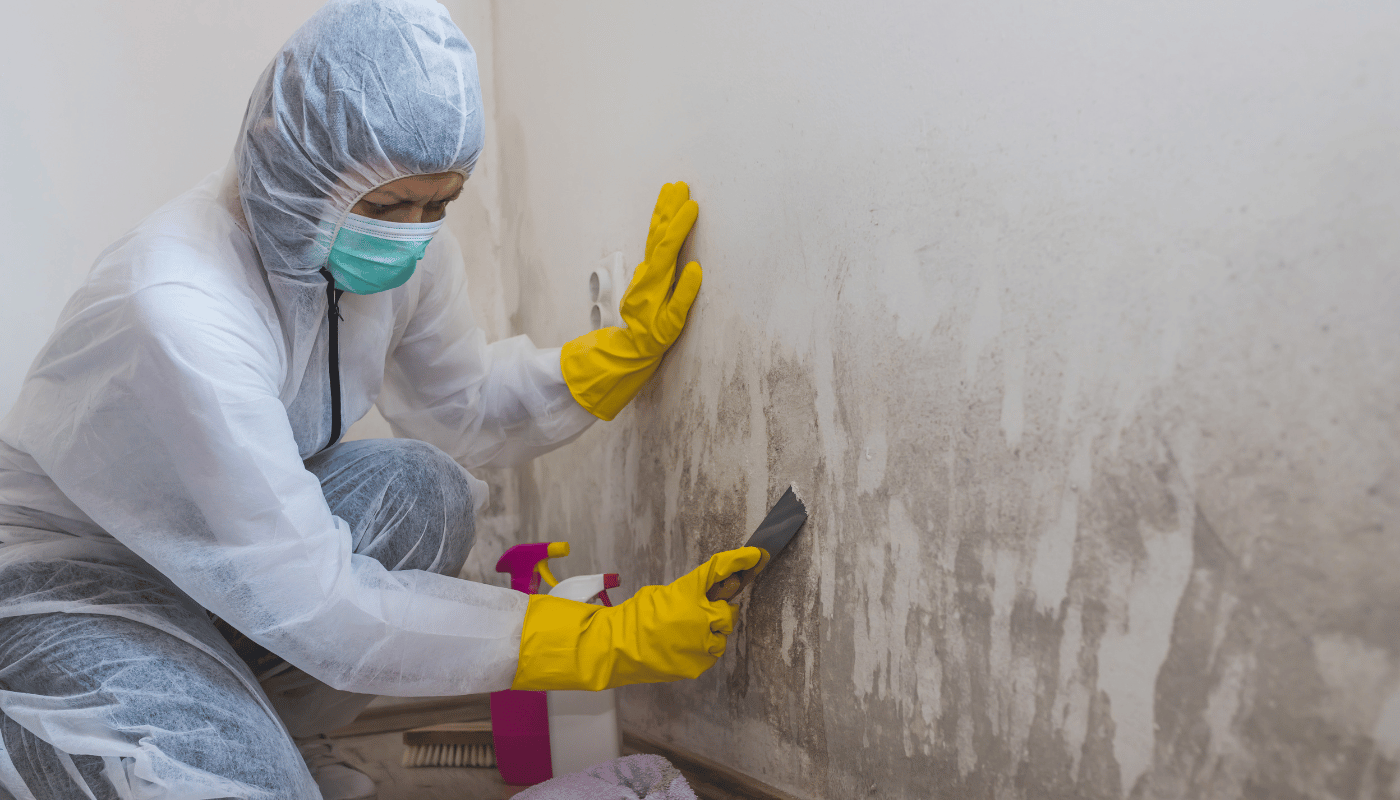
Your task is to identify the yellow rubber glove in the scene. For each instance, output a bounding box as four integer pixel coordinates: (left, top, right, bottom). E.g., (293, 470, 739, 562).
(561, 182, 702, 421)
(511, 547, 762, 691)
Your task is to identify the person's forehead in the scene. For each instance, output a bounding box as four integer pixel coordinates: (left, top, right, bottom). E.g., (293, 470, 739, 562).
(364, 173, 464, 201)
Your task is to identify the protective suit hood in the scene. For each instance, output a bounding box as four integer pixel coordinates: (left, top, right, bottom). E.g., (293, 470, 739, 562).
(235, 0, 484, 281)
(217, 0, 487, 449)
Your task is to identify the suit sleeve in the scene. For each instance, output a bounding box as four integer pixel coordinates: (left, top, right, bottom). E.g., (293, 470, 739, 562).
(376, 229, 597, 469)
(25, 278, 529, 696)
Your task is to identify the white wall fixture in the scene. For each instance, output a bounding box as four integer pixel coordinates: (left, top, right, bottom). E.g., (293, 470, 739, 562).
(588, 252, 628, 330)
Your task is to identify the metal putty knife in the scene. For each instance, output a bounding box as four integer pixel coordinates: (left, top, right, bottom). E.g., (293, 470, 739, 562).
(705, 486, 808, 602)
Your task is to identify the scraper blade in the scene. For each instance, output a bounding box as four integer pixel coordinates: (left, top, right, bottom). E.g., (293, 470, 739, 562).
(706, 486, 808, 602)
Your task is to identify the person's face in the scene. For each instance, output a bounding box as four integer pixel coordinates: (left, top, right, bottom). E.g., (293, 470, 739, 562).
(350, 172, 465, 223)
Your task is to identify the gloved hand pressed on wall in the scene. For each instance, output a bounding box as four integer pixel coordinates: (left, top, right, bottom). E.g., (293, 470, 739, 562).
(511, 547, 762, 692)
(561, 182, 702, 421)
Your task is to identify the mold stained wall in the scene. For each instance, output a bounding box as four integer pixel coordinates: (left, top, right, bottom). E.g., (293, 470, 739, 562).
(446, 1, 1400, 797)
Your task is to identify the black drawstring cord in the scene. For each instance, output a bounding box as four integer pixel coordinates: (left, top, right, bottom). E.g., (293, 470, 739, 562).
(318, 268, 344, 453)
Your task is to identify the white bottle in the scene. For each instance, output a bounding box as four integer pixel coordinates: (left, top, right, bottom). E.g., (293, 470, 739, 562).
(546, 573, 623, 776)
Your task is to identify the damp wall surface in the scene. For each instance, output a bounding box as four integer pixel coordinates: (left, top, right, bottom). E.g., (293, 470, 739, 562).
(461, 1, 1400, 796)
(459, 0, 1400, 797)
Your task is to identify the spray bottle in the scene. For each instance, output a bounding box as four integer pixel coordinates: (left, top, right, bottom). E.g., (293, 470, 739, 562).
(546, 573, 622, 776)
(492, 541, 570, 786)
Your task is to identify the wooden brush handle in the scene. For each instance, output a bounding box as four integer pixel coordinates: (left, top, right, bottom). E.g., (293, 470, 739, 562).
(704, 548, 773, 602)
(706, 573, 745, 602)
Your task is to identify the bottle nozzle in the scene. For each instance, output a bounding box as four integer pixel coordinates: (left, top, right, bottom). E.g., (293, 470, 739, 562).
(598, 573, 620, 606)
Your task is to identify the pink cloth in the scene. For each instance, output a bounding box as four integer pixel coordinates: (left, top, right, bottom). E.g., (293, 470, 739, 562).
(514, 754, 697, 800)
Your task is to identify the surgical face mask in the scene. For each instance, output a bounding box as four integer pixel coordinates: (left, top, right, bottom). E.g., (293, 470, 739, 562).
(326, 213, 444, 294)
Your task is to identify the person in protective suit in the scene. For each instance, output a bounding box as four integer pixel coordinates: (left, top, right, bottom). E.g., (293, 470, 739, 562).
(0, 1, 759, 797)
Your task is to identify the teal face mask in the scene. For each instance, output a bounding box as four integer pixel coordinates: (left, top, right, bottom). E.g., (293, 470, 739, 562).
(326, 213, 444, 294)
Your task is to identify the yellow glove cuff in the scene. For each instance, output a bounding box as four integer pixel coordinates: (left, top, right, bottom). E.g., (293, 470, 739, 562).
(512, 593, 610, 691)
(560, 329, 664, 421)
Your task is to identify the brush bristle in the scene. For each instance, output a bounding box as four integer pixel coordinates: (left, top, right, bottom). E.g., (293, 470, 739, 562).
(400, 742, 496, 768)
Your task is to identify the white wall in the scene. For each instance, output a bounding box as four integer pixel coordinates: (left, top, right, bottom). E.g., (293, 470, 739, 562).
(0, 1, 305, 409)
(480, 1, 1400, 797)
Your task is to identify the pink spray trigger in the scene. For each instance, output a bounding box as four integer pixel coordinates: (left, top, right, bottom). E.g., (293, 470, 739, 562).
(495, 542, 569, 594)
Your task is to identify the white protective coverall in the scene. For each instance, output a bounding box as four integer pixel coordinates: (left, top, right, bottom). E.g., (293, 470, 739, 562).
(0, 0, 594, 795)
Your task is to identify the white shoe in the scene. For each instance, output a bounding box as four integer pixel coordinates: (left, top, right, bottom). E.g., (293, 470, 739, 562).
(295, 734, 378, 800)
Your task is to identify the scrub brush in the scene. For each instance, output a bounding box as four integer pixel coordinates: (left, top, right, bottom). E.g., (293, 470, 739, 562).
(400, 721, 495, 768)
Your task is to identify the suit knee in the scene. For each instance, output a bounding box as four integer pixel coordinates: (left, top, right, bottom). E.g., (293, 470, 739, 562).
(309, 439, 476, 575)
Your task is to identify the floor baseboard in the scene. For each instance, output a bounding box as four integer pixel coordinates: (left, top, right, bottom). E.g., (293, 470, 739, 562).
(622, 727, 805, 800)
